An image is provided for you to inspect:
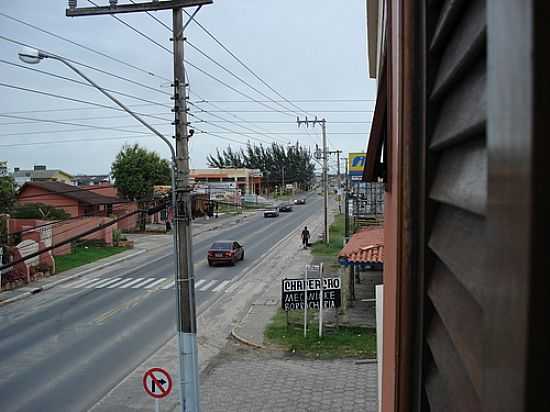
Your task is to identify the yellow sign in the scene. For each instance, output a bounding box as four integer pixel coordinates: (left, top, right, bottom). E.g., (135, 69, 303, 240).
(348, 153, 366, 172)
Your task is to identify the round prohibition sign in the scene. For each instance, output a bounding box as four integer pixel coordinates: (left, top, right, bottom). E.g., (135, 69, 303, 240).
(143, 367, 173, 399)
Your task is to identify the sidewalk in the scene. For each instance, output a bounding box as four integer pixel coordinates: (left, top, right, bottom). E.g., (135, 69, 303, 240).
(200, 203, 379, 412)
(0, 211, 258, 306)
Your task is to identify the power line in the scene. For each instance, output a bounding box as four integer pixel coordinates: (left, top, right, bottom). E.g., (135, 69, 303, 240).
(0, 35, 171, 97)
(0, 82, 171, 122)
(196, 131, 368, 136)
(187, 101, 288, 145)
(0, 103, 168, 116)
(0, 11, 171, 83)
(0, 115, 170, 137)
(184, 11, 313, 118)
(0, 134, 156, 148)
(180, 108, 374, 113)
(185, 39, 305, 117)
(184, 119, 372, 124)
(0, 59, 171, 108)
(189, 90, 294, 145)
(191, 99, 376, 103)
(0, 112, 171, 126)
(190, 113, 274, 145)
(87, 0, 173, 54)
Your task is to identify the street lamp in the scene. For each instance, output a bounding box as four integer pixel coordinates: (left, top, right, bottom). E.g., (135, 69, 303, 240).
(18, 46, 178, 251)
(18, 46, 194, 405)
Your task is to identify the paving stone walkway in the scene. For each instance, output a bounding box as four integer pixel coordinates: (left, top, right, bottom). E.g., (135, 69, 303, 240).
(200, 346, 378, 412)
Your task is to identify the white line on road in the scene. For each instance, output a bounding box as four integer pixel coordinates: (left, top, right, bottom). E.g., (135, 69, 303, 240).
(94, 278, 122, 288)
(194, 279, 206, 289)
(144, 278, 168, 289)
(131, 278, 159, 289)
(160, 279, 175, 289)
(118, 278, 145, 288)
(82, 278, 117, 289)
(62, 277, 100, 288)
(212, 280, 230, 292)
(106, 278, 136, 289)
(199, 280, 217, 292)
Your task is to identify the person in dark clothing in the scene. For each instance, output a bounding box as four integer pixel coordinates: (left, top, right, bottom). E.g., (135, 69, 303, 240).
(301, 226, 310, 248)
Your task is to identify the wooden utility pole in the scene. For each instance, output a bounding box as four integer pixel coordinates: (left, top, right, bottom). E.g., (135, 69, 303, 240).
(66, 2, 212, 411)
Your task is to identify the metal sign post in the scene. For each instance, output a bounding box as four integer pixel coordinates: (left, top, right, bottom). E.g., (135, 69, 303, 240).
(319, 263, 324, 338)
(303, 265, 308, 338)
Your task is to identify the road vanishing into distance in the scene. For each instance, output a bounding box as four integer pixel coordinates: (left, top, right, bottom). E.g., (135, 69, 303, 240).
(0, 195, 321, 412)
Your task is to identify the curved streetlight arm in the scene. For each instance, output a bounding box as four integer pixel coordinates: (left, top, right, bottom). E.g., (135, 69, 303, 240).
(39, 51, 177, 165)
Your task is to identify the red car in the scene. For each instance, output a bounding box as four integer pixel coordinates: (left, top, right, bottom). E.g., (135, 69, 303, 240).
(207, 240, 244, 266)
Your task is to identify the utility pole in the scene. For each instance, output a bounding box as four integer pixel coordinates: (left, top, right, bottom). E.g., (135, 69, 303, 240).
(66, 2, 212, 412)
(297, 116, 328, 244)
(282, 166, 285, 195)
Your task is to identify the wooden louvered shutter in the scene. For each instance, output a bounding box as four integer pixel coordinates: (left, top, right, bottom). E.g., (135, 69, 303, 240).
(418, 1, 487, 410)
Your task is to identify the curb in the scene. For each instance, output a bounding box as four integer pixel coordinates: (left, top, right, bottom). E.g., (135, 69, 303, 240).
(0, 212, 256, 308)
(0, 249, 145, 307)
(230, 325, 266, 349)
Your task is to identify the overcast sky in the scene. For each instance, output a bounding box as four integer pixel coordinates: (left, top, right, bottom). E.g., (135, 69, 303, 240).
(0, 0, 376, 175)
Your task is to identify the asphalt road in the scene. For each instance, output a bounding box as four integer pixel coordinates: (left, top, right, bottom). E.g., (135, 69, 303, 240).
(0, 195, 321, 412)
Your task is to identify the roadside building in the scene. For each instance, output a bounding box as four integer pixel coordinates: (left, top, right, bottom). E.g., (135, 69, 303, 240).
(71, 174, 111, 186)
(12, 165, 73, 186)
(190, 168, 262, 195)
(364, 1, 550, 411)
(17, 181, 124, 218)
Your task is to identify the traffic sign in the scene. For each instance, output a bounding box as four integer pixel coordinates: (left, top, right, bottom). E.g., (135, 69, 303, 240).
(143, 367, 173, 399)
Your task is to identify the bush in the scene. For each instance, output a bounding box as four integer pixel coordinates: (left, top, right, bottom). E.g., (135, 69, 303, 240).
(11, 203, 71, 220)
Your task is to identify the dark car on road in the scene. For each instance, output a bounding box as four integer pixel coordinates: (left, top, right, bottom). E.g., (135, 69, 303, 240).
(279, 204, 293, 212)
(294, 199, 306, 205)
(207, 240, 244, 266)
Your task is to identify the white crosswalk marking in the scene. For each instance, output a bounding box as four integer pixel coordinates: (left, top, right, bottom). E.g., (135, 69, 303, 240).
(82, 278, 117, 289)
(144, 278, 168, 289)
(94, 278, 122, 288)
(161, 279, 175, 289)
(212, 280, 230, 292)
(118, 277, 145, 288)
(63, 277, 100, 288)
(131, 278, 158, 289)
(199, 280, 217, 292)
(107, 278, 135, 288)
(61, 276, 227, 292)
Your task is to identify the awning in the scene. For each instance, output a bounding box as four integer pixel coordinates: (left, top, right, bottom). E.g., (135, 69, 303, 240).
(363, 49, 388, 184)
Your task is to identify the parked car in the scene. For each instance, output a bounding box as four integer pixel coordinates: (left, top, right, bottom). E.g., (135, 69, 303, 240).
(294, 199, 306, 205)
(279, 204, 293, 212)
(263, 207, 279, 217)
(207, 240, 244, 266)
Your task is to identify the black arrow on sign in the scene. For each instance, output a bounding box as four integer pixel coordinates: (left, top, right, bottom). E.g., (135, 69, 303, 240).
(151, 378, 167, 393)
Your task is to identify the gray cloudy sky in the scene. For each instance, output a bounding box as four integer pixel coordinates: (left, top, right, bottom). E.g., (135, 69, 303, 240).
(0, 0, 376, 175)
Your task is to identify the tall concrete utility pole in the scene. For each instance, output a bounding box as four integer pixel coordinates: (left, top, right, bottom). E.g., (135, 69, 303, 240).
(66, 2, 212, 411)
(297, 116, 328, 244)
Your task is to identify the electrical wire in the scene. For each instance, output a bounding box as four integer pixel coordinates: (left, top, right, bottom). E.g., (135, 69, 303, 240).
(0, 134, 156, 148)
(0, 59, 170, 108)
(0, 112, 171, 126)
(187, 101, 288, 145)
(0, 35, 171, 97)
(0, 11, 171, 83)
(0, 82, 171, 122)
(191, 99, 376, 103)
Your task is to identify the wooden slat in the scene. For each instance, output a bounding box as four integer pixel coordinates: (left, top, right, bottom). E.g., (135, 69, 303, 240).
(425, 363, 454, 412)
(428, 204, 485, 304)
(430, 60, 486, 150)
(428, 258, 483, 396)
(430, 0, 486, 101)
(426, 313, 482, 411)
(429, 138, 487, 216)
(430, 0, 466, 53)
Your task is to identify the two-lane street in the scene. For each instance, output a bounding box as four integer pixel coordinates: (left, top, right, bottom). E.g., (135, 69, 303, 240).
(0, 197, 321, 412)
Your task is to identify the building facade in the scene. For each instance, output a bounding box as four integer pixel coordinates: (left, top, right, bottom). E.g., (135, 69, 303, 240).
(190, 168, 262, 195)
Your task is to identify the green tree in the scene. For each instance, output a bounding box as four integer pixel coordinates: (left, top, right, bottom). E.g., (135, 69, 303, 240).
(207, 142, 315, 190)
(0, 176, 17, 214)
(111, 144, 171, 201)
